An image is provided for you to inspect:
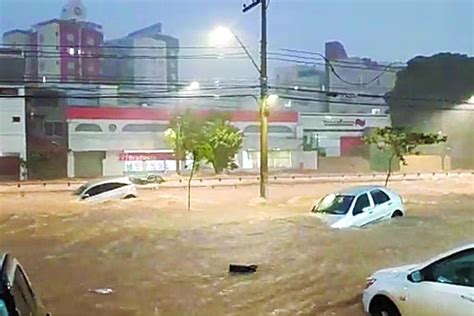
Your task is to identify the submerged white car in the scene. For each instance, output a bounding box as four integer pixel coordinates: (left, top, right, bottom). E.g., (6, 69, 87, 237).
(311, 186, 405, 228)
(363, 243, 474, 316)
(74, 177, 137, 202)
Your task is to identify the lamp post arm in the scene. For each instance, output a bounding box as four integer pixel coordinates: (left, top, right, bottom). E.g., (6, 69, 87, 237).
(232, 33, 261, 75)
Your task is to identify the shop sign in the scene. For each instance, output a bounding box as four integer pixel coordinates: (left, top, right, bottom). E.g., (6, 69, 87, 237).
(322, 118, 366, 127)
(119, 152, 174, 161)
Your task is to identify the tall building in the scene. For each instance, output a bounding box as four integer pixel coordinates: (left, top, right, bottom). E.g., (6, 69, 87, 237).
(104, 23, 179, 96)
(3, 0, 103, 83)
(274, 65, 328, 112)
(325, 41, 402, 114)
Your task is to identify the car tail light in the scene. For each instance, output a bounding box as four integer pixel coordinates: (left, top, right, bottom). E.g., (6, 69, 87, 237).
(365, 277, 377, 289)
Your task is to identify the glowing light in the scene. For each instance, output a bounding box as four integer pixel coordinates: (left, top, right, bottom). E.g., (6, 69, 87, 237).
(186, 81, 200, 91)
(267, 94, 279, 106)
(209, 26, 234, 47)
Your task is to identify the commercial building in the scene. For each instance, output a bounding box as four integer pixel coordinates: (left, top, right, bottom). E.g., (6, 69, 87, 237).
(66, 106, 309, 178)
(300, 112, 391, 156)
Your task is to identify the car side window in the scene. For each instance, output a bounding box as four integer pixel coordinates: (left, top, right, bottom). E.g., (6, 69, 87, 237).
(423, 249, 474, 287)
(353, 193, 370, 215)
(83, 184, 109, 198)
(107, 183, 128, 191)
(370, 190, 390, 205)
(83, 183, 128, 199)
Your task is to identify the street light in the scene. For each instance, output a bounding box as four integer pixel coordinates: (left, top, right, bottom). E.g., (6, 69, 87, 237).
(210, 26, 270, 199)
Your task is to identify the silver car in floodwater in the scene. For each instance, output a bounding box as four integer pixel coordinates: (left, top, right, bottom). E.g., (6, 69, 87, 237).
(74, 177, 137, 202)
(311, 185, 405, 228)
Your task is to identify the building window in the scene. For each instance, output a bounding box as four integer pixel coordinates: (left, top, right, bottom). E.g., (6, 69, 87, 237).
(44, 122, 63, 136)
(39, 61, 45, 71)
(67, 61, 75, 73)
(39, 34, 44, 43)
(75, 123, 102, 132)
(87, 37, 95, 46)
(55, 31, 59, 37)
(88, 64, 95, 73)
(12, 116, 21, 123)
(67, 33, 74, 42)
(244, 125, 292, 134)
(0, 88, 18, 96)
(122, 124, 168, 132)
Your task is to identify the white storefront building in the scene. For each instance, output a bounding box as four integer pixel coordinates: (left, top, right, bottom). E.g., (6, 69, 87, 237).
(66, 106, 309, 178)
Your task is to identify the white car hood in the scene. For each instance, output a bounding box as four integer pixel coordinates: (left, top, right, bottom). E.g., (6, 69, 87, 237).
(313, 213, 345, 226)
(373, 264, 420, 278)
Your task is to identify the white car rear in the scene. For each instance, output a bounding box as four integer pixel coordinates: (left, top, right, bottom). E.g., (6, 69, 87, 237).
(75, 177, 137, 202)
(311, 186, 405, 228)
(363, 243, 474, 316)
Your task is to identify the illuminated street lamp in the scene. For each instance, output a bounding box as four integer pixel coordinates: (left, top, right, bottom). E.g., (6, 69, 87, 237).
(210, 26, 270, 199)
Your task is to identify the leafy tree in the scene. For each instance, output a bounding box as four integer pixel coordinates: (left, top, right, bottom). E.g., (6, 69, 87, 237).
(363, 127, 447, 186)
(388, 53, 474, 127)
(203, 115, 243, 174)
(165, 111, 211, 210)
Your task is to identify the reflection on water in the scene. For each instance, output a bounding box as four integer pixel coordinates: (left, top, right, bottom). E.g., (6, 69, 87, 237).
(0, 183, 472, 316)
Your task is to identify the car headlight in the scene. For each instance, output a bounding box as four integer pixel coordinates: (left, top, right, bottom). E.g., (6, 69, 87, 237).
(365, 277, 377, 289)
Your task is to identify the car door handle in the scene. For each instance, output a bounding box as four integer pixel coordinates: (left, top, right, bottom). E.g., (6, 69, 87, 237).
(460, 294, 474, 303)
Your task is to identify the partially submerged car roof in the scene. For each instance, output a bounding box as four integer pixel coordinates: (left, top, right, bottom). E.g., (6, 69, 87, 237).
(336, 185, 395, 196)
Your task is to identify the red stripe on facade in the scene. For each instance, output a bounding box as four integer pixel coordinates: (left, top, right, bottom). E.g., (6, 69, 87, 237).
(66, 107, 299, 123)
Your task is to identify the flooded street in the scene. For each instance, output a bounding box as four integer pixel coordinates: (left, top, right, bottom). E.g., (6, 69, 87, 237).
(0, 178, 473, 315)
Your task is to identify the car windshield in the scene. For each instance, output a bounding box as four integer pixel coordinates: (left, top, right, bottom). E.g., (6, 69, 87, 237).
(72, 184, 88, 196)
(313, 194, 355, 215)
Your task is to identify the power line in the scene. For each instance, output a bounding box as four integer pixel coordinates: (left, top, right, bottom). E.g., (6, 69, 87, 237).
(269, 52, 400, 73)
(1, 43, 246, 50)
(280, 48, 406, 69)
(271, 84, 474, 106)
(3, 91, 473, 111)
(280, 48, 403, 85)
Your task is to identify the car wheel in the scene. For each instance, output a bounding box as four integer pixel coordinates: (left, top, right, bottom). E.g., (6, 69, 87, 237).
(391, 210, 403, 218)
(124, 194, 136, 199)
(369, 296, 401, 316)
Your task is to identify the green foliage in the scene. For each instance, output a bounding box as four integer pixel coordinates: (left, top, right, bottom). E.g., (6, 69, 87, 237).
(166, 111, 243, 174)
(203, 116, 243, 174)
(363, 127, 447, 185)
(389, 53, 474, 126)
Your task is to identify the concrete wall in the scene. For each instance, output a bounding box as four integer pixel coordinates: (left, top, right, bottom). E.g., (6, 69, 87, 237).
(102, 151, 124, 177)
(291, 151, 318, 170)
(68, 119, 170, 151)
(318, 156, 370, 173)
(400, 155, 451, 173)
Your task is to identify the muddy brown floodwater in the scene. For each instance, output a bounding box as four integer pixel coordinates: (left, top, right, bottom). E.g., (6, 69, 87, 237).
(0, 178, 473, 316)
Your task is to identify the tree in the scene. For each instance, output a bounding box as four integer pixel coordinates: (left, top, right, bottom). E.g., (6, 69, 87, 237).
(165, 111, 211, 210)
(388, 53, 474, 127)
(203, 115, 243, 174)
(363, 127, 447, 186)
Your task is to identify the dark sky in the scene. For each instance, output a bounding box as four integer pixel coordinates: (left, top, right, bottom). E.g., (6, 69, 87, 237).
(1, 0, 473, 80)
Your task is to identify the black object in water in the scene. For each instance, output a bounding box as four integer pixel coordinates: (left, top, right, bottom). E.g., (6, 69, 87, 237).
(229, 264, 258, 274)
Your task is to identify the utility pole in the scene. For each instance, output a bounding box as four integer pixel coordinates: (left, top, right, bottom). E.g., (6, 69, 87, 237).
(243, 0, 268, 199)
